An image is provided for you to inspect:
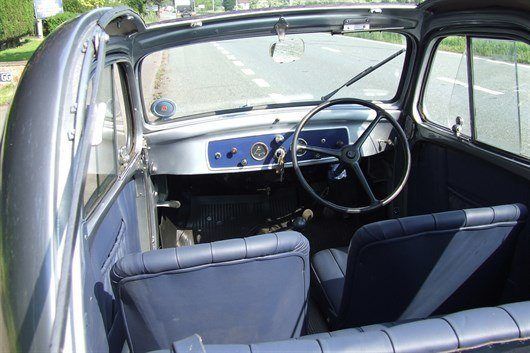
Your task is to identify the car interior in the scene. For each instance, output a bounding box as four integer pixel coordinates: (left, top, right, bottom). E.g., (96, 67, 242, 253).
(28, 1, 529, 353)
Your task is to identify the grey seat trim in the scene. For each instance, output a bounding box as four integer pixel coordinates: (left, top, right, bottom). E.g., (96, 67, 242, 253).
(112, 231, 309, 280)
(168, 301, 530, 353)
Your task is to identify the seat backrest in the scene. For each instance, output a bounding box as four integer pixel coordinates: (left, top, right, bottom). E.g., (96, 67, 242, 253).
(339, 204, 527, 328)
(111, 231, 310, 353)
(166, 301, 530, 353)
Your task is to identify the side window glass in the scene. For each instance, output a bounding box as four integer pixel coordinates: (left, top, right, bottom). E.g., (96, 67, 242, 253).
(471, 38, 530, 158)
(84, 66, 117, 210)
(423, 36, 472, 136)
(84, 64, 132, 211)
(114, 66, 132, 165)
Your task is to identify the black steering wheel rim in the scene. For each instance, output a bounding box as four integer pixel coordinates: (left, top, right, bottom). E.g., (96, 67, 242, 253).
(291, 98, 411, 214)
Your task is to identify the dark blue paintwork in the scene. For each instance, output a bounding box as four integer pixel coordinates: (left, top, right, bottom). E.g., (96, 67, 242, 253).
(208, 128, 349, 168)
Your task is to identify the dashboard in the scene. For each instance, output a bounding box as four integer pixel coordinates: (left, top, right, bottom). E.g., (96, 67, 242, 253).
(207, 128, 349, 169)
(145, 105, 398, 175)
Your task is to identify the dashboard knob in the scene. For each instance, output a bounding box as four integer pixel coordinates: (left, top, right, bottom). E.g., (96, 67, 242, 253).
(275, 134, 285, 143)
(214, 152, 222, 159)
(240, 159, 248, 166)
(231, 147, 238, 154)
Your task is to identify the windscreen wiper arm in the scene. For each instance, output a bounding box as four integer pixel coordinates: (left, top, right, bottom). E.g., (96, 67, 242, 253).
(321, 48, 406, 101)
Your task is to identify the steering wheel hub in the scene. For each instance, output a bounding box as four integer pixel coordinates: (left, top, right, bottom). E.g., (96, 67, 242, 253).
(344, 148, 359, 161)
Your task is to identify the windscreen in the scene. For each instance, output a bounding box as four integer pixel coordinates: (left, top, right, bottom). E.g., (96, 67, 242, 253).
(141, 32, 408, 122)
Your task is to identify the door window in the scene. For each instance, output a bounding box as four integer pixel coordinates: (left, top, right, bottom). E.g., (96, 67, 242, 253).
(471, 38, 530, 157)
(422, 36, 530, 159)
(423, 36, 471, 136)
(84, 64, 132, 211)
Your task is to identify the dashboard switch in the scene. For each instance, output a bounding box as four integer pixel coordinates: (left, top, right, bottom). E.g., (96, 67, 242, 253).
(275, 134, 285, 143)
(240, 159, 248, 166)
(231, 147, 238, 155)
(214, 152, 222, 159)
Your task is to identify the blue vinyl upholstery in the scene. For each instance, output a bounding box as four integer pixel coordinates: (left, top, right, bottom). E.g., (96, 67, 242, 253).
(111, 231, 310, 353)
(312, 204, 527, 329)
(166, 301, 530, 353)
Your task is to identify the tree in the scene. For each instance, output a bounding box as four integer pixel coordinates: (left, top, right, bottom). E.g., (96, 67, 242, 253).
(0, 0, 34, 45)
(222, 0, 236, 11)
(124, 0, 148, 14)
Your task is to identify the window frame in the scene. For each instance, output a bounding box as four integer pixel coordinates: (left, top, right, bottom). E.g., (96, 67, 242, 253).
(418, 31, 530, 163)
(84, 61, 135, 216)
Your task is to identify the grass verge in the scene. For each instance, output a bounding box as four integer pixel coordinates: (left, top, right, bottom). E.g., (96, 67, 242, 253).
(0, 84, 16, 106)
(351, 31, 530, 64)
(0, 38, 43, 62)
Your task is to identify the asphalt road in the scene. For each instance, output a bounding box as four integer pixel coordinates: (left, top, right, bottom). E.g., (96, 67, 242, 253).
(148, 34, 529, 157)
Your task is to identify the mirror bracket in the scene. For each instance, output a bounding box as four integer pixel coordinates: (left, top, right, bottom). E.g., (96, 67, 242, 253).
(274, 17, 289, 41)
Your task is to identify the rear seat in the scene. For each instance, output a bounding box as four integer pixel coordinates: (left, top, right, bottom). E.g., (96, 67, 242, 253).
(164, 301, 530, 353)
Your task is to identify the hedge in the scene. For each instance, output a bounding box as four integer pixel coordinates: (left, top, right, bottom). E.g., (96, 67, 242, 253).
(43, 12, 79, 36)
(63, 0, 91, 13)
(0, 0, 35, 44)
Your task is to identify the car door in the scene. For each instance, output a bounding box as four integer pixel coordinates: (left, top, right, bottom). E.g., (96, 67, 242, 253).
(408, 1, 530, 303)
(80, 61, 149, 353)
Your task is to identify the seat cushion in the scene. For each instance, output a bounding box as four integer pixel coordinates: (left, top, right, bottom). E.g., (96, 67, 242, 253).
(311, 247, 348, 315)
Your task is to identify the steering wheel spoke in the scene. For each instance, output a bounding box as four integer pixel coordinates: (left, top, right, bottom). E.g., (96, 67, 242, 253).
(350, 163, 378, 204)
(353, 113, 384, 149)
(298, 144, 341, 158)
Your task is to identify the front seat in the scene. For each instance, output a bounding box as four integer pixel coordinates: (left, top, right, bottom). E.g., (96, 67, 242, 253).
(312, 204, 527, 330)
(111, 231, 310, 353)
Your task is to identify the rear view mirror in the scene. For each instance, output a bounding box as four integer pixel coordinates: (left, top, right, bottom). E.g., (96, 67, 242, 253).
(269, 38, 305, 64)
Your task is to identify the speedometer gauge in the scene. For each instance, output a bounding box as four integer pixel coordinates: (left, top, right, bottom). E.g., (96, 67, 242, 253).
(250, 142, 269, 161)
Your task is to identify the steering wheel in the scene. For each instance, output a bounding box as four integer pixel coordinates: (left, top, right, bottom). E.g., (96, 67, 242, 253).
(292, 98, 411, 214)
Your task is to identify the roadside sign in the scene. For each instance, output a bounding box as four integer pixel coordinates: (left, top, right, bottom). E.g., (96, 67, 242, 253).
(174, 0, 191, 6)
(34, 0, 63, 20)
(0, 72, 13, 83)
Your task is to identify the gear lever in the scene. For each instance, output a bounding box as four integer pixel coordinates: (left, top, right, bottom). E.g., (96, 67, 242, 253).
(292, 209, 314, 231)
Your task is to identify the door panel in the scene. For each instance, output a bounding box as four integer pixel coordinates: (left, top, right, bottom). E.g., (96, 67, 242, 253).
(83, 180, 141, 353)
(407, 141, 530, 303)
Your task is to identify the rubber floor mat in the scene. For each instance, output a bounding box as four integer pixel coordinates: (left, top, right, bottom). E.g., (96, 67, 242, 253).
(187, 190, 298, 243)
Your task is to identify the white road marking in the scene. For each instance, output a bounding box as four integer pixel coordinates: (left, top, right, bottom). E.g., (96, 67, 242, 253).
(268, 93, 314, 103)
(241, 68, 255, 76)
(252, 78, 270, 88)
(227, 55, 236, 60)
(437, 76, 504, 96)
(232, 60, 245, 67)
(321, 46, 341, 53)
(475, 56, 530, 70)
(362, 88, 389, 97)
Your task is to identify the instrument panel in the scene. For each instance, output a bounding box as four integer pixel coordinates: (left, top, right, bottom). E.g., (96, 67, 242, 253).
(208, 127, 349, 169)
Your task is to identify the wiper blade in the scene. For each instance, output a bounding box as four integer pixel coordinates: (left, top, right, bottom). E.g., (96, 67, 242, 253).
(321, 48, 406, 101)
